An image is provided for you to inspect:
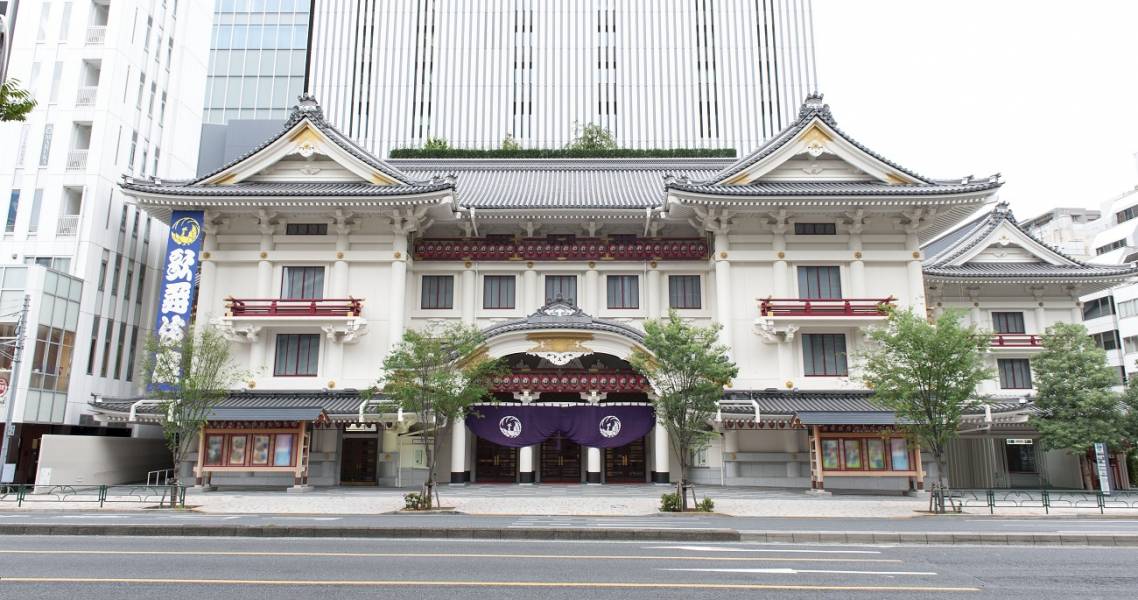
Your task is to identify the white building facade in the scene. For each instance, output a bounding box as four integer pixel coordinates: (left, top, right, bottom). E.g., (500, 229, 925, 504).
(0, 0, 210, 482)
(308, 0, 818, 156)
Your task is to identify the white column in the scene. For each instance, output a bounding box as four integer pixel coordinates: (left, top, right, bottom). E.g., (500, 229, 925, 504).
(772, 228, 789, 297)
(646, 266, 662, 318)
(906, 232, 925, 312)
(196, 218, 219, 333)
(713, 232, 734, 352)
(584, 267, 599, 313)
(388, 234, 408, 350)
(849, 230, 866, 298)
(523, 267, 539, 311)
(332, 223, 350, 298)
(519, 445, 535, 484)
(249, 331, 266, 377)
(652, 421, 670, 483)
(450, 418, 467, 484)
(461, 267, 476, 325)
(586, 447, 602, 484)
(256, 222, 274, 298)
(1034, 303, 1047, 335)
(723, 430, 739, 478)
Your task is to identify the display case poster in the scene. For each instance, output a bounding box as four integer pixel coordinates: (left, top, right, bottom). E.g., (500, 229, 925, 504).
(890, 438, 910, 470)
(274, 435, 294, 466)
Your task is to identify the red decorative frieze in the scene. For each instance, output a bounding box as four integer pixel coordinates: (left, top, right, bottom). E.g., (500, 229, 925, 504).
(759, 297, 895, 317)
(990, 334, 1044, 347)
(722, 418, 803, 430)
(414, 237, 709, 261)
(226, 298, 363, 317)
(492, 371, 650, 393)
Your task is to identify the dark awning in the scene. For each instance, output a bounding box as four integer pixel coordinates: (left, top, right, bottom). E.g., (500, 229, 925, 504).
(207, 406, 326, 421)
(796, 411, 897, 425)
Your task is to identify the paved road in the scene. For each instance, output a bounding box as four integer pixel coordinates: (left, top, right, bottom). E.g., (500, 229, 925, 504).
(2, 510, 1138, 535)
(0, 534, 1133, 599)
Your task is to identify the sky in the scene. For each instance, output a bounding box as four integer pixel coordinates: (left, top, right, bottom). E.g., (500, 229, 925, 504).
(812, 0, 1138, 219)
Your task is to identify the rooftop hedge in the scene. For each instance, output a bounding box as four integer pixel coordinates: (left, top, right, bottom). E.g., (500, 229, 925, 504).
(387, 147, 737, 159)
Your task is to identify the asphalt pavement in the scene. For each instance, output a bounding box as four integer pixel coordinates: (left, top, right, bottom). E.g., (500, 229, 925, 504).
(0, 534, 1133, 599)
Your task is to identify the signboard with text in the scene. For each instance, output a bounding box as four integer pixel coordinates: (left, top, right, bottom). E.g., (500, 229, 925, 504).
(150, 210, 205, 391)
(1094, 442, 1111, 496)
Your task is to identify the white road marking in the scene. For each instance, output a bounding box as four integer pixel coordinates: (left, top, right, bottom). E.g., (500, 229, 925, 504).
(662, 567, 937, 576)
(267, 517, 341, 521)
(56, 515, 130, 519)
(649, 545, 881, 555)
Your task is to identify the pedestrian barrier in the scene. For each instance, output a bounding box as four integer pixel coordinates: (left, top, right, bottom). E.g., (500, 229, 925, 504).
(0, 484, 186, 508)
(936, 488, 1138, 514)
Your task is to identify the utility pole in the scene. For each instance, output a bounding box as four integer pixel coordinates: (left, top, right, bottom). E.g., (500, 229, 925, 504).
(0, 294, 29, 484)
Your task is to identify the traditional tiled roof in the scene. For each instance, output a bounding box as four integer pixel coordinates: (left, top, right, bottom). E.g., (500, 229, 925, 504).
(392, 158, 727, 209)
(720, 389, 886, 414)
(665, 180, 1000, 197)
(922, 263, 1138, 279)
(90, 390, 378, 418)
(119, 181, 453, 198)
(481, 300, 646, 343)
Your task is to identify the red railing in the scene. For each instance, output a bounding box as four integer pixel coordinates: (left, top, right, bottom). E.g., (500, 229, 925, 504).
(990, 333, 1044, 348)
(414, 237, 709, 261)
(759, 297, 895, 317)
(492, 372, 650, 394)
(226, 298, 363, 317)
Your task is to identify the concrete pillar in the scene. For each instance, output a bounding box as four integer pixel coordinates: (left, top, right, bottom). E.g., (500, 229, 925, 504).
(519, 445, 535, 484)
(772, 228, 789, 297)
(723, 430, 739, 478)
(450, 418, 467, 484)
(906, 232, 925, 312)
(388, 234, 408, 350)
(646, 267, 662, 318)
(651, 421, 670, 483)
(713, 232, 733, 352)
(848, 230, 865, 298)
(331, 225, 350, 298)
(196, 219, 219, 333)
(257, 218, 274, 297)
(381, 428, 399, 483)
(523, 267, 539, 311)
(586, 447, 602, 484)
(1034, 304, 1047, 334)
(461, 267, 476, 325)
(584, 267, 599, 313)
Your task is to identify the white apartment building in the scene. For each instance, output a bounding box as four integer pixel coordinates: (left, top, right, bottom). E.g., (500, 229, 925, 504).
(307, 0, 818, 156)
(96, 93, 1007, 494)
(0, 0, 210, 482)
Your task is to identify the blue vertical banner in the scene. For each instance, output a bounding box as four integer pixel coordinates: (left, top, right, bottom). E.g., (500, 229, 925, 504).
(151, 210, 205, 390)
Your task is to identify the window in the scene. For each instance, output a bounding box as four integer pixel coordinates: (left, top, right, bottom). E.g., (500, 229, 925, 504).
(606, 275, 639, 309)
(97, 251, 108, 291)
(1124, 335, 1138, 355)
(125, 325, 139, 382)
(1119, 299, 1138, 319)
(420, 275, 454, 309)
(1091, 330, 1121, 351)
(128, 130, 138, 171)
(274, 334, 320, 376)
(802, 334, 848, 376)
(123, 261, 135, 301)
(1005, 442, 1037, 473)
(1096, 239, 1126, 255)
(5, 191, 19, 233)
(797, 266, 841, 299)
(794, 222, 837, 235)
(1117, 205, 1138, 224)
(110, 253, 121, 295)
(998, 358, 1033, 389)
(136, 266, 146, 304)
(48, 62, 62, 103)
(282, 266, 324, 300)
(86, 316, 100, 375)
(100, 319, 114, 377)
(113, 322, 127, 379)
(39, 124, 53, 166)
(27, 190, 42, 233)
(820, 437, 911, 472)
(285, 223, 327, 235)
(1082, 296, 1115, 320)
(483, 275, 515, 309)
(992, 312, 1025, 334)
(545, 275, 577, 305)
(668, 275, 701, 309)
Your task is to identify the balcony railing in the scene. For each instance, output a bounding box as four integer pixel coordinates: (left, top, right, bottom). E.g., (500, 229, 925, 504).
(75, 86, 97, 107)
(990, 333, 1044, 348)
(491, 371, 650, 394)
(65, 150, 88, 171)
(86, 26, 106, 45)
(414, 237, 709, 261)
(226, 298, 363, 317)
(759, 297, 895, 317)
(56, 215, 81, 237)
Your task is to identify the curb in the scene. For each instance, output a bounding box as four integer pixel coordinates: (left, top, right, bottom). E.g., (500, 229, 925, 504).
(740, 531, 1138, 547)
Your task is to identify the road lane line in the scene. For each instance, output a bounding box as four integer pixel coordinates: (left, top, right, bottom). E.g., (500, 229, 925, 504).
(662, 567, 938, 576)
(648, 545, 881, 554)
(0, 576, 981, 592)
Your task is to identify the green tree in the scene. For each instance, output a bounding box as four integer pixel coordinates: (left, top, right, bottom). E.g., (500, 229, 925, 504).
(1032, 322, 1127, 490)
(141, 328, 244, 503)
(860, 309, 991, 510)
(0, 79, 37, 122)
(423, 137, 450, 150)
(630, 311, 737, 511)
(566, 121, 616, 151)
(499, 134, 520, 151)
(380, 324, 503, 508)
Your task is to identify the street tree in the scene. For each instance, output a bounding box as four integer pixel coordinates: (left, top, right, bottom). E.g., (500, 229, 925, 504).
(630, 311, 738, 511)
(380, 324, 503, 509)
(566, 121, 616, 151)
(1032, 322, 1127, 490)
(0, 79, 36, 122)
(860, 309, 991, 511)
(141, 328, 244, 503)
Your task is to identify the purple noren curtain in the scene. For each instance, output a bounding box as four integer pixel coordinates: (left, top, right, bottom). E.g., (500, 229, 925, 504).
(465, 405, 655, 449)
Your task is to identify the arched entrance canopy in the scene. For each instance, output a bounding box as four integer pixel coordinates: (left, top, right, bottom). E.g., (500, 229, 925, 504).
(479, 300, 650, 364)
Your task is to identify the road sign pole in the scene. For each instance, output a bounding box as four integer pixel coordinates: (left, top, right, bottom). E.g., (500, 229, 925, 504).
(0, 294, 29, 483)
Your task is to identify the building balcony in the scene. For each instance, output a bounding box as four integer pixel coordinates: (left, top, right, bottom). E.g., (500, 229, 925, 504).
(491, 371, 650, 394)
(226, 297, 362, 317)
(86, 26, 106, 45)
(215, 298, 367, 345)
(414, 237, 709, 261)
(759, 297, 895, 319)
(65, 150, 88, 171)
(75, 86, 97, 107)
(989, 333, 1045, 351)
(56, 215, 80, 237)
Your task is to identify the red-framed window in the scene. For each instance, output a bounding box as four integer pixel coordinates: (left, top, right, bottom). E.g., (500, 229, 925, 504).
(606, 275, 639, 309)
(820, 437, 911, 471)
(421, 275, 454, 309)
(668, 275, 701, 309)
(274, 334, 320, 377)
(997, 358, 1033, 389)
(483, 275, 516, 309)
(802, 334, 848, 376)
(204, 433, 297, 467)
(282, 266, 325, 300)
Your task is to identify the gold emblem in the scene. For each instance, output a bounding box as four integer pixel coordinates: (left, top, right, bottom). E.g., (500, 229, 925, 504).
(170, 216, 201, 246)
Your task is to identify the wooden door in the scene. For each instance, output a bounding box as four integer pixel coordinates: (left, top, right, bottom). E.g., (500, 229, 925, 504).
(476, 440, 517, 482)
(540, 436, 581, 483)
(340, 437, 378, 484)
(605, 437, 647, 483)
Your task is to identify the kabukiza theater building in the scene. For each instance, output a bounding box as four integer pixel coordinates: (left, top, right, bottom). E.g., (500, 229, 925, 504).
(92, 93, 1008, 493)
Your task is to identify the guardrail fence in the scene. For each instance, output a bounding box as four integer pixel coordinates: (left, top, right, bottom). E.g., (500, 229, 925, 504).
(0, 484, 186, 508)
(935, 488, 1138, 514)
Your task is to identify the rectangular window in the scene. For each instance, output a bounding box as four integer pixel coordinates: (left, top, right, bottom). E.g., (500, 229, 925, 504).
(282, 266, 324, 300)
(113, 322, 127, 379)
(1082, 296, 1115, 320)
(668, 275, 701, 309)
(890, 439, 910, 470)
(1091, 330, 1121, 351)
(802, 333, 848, 376)
(1119, 299, 1138, 319)
(39, 124, 53, 166)
(1005, 442, 1037, 473)
(821, 439, 840, 470)
(483, 275, 516, 309)
(100, 319, 113, 377)
(273, 334, 319, 376)
(420, 275, 454, 310)
(5, 190, 19, 233)
(797, 266, 842, 299)
(992, 312, 1026, 334)
(86, 316, 100, 375)
(125, 325, 139, 382)
(1124, 335, 1138, 354)
(998, 358, 1033, 389)
(27, 190, 42, 233)
(794, 222, 837, 235)
(606, 275, 639, 309)
(866, 438, 887, 470)
(285, 223, 327, 235)
(204, 433, 296, 467)
(843, 440, 863, 469)
(48, 62, 62, 103)
(1117, 205, 1138, 224)
(110, 253, 121, 295)
(123, 262, 135, 301)
(1096, 239, 1126, 255)
(545, 275, 577, 305)
(97, 251, 108, 291)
